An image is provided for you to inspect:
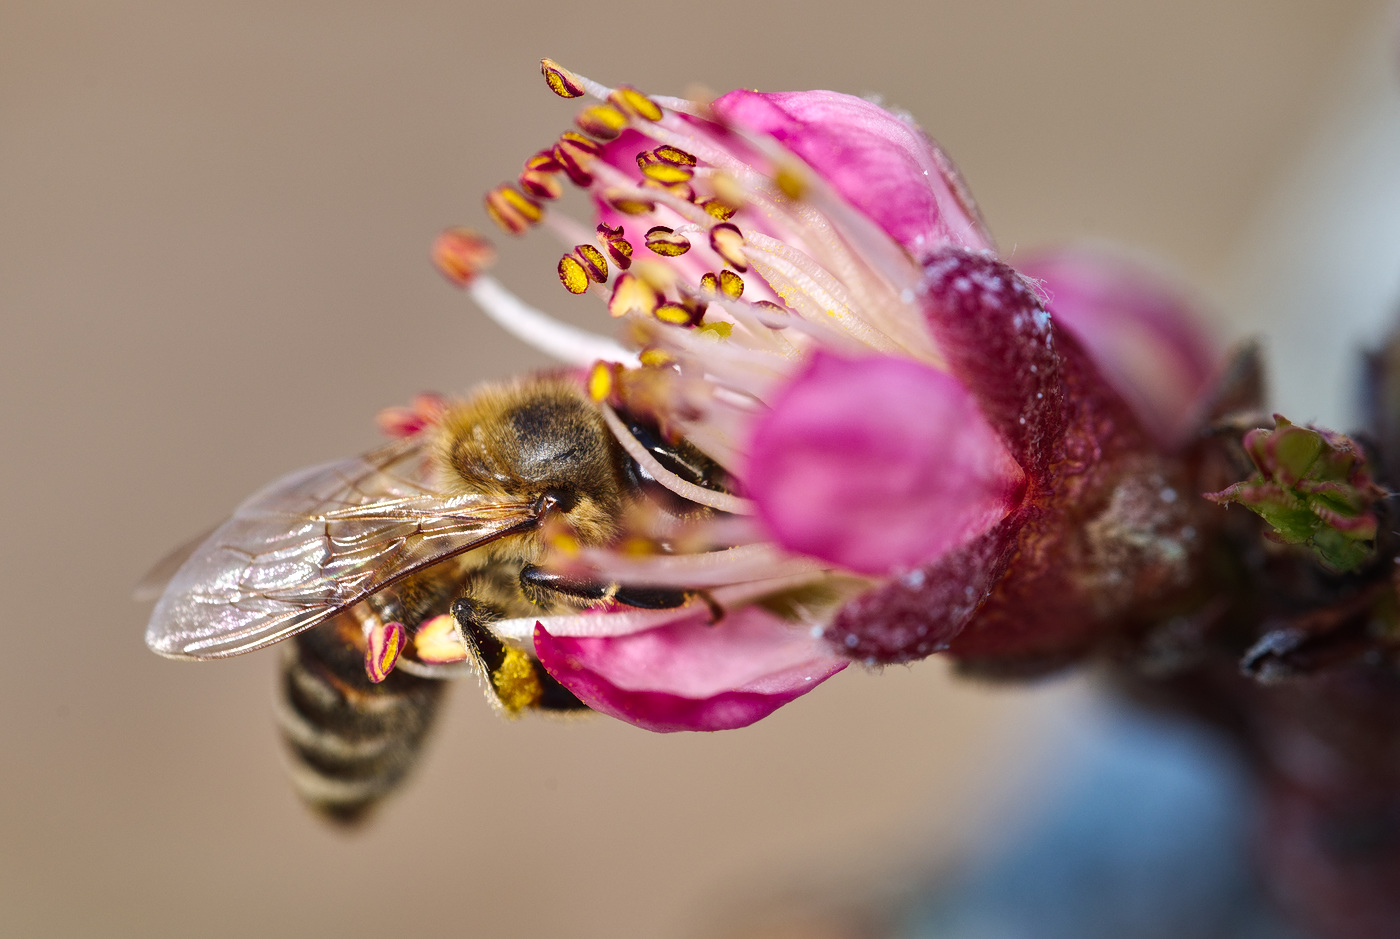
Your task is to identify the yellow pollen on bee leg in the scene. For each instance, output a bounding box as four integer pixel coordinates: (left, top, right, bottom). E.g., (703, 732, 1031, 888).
(491, 647, 544, 714)
(541, 58, 586, 98)
(558, 254, 591, 294)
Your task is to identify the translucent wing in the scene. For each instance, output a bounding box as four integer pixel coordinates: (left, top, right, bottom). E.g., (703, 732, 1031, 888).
(146, 438, 538, 659)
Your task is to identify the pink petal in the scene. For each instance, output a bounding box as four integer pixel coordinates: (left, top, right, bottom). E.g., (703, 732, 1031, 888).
(1019, 249, 1220, 447)
(712, 89, 992, 257)
(745, 351, 1025, 576)
(534, 609, 847, 733)
(919, 248, 1069, 485)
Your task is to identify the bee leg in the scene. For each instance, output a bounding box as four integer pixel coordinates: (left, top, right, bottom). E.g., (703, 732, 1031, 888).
(518, 563, 691, 610)
(451, 597, 588, 713)
(277, 618, 445, 825)
(697, 590, 725, 624)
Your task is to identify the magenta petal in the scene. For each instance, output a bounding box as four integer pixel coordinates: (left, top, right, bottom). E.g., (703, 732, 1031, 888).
(746, 351, 1025, 576)
(534, 610, 847, 733)
(712, 89, 992, 257)
(1019, 249, 1220, 447)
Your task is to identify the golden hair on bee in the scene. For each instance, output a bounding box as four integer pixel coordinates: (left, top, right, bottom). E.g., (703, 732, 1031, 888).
(430, 375, 628, 551)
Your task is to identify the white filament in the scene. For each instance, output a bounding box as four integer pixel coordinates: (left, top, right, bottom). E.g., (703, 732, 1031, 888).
(599, 404, 755, 515)
(491, 570, 835, 645)
(468, 275, 637, 367)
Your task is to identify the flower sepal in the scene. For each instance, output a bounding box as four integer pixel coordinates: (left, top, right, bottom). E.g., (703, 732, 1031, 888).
(1206, 416, 1385, 572)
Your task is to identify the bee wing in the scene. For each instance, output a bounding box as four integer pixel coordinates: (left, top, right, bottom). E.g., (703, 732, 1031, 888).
(133, 524, 219, 602)
(146, 438, 538, 660)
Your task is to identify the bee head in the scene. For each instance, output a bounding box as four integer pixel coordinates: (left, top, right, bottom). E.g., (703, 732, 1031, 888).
(437, 378, 626, 546)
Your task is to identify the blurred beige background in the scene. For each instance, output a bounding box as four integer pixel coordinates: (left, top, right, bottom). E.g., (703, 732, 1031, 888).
(2, 2, 1395, 937)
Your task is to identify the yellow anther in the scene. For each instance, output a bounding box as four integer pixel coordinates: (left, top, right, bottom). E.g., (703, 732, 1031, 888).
(519, 168, 562, 200)
(697, 321, 733, 339)
(364, 620, 406, 684)
(604, 191, 656, 215)
(699, 272, 719, 295)
(587, 360, 616, 401)
(541, 58, 586, 98)
(431, 227, 496, 287)
(638, 348, 674, 367)
(553, 132, 600, 186)
(558, 254, 590, 294)
(550, 531, 582, 555)
(576, 104, 629, 141)
(597, 223, 633, 270)
(607, 272, 661, 318)
(719, 269, 744, 298)
(558, 130, 602, 156)
(609, 86, 663, 122)
(752, 299, 791, 328)
(644, 226, 691, 257)
(621, 535, 657, 556)
(654, 145, 697, 166)
(709, 223, 748, 271)
(414, 614, 469, 665)
(525, 149, 562, 172)
(633, 259, 676, 292)
(484, 185, 543, 235)
(775, 163, 807, 200)
(698, 198, 738, 221)
(637, 151, 694, 184)
(643, 179, 696, 203)
(654, 302, 699, 326)
(711, 173, 748, 210)
(575, 243, 609, 283)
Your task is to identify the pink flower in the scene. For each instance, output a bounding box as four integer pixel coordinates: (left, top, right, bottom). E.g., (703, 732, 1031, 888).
(450, 62, 1211, 729)
(1018, 249, 1220, 448)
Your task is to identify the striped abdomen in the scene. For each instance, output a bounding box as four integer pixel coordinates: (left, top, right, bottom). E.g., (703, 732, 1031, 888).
(276, 618, 445, 824)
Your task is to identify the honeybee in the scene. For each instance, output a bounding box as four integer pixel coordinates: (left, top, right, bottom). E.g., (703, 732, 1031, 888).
(143, 376, 726, 823)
